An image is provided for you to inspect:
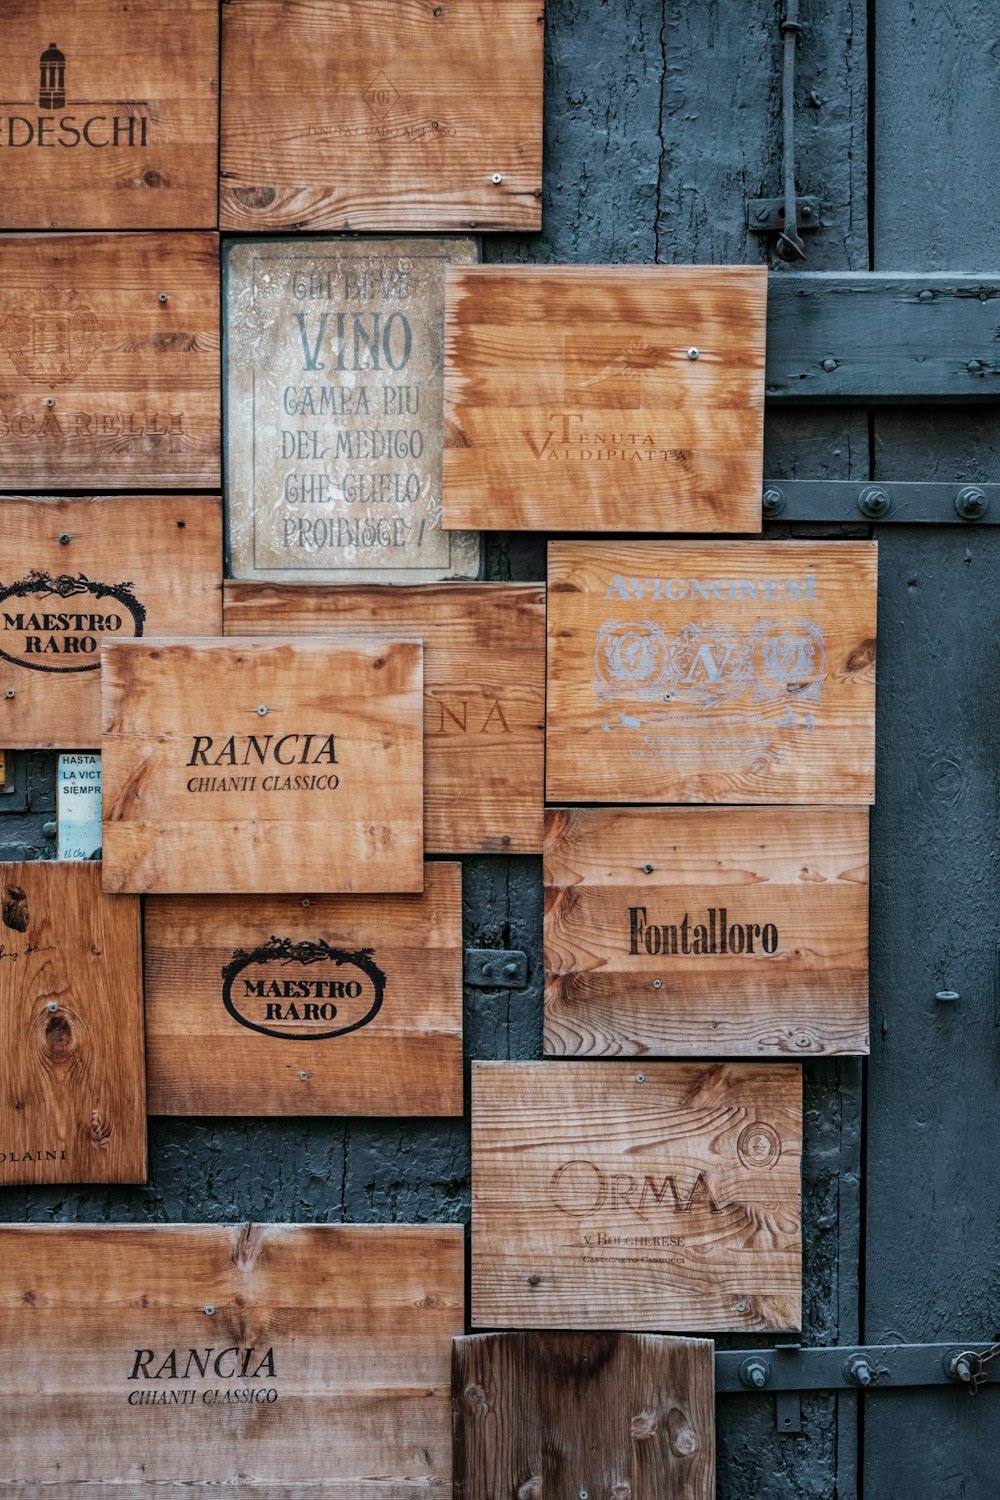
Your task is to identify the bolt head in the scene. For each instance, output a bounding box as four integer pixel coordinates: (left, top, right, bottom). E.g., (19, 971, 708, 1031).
(858, 486, 891, 519)
(822, 357, 838, 373)
(762, 486, 785, 517)
(956, 486, 988, 520)
(918, 289, 934, 302)
(967, 360, 983, 374)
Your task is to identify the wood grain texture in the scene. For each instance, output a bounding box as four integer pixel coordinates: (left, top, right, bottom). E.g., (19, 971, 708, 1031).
(224, 582, 545, 853)
(0, 1223, 463, 1490)
(219, 0, 543, 232)
(144, 863, 463, 1116)
(0, 232, 220, 488)
(225, 236, 480, 584)
(0, 0, 219, 230)
(101, 637, 424, 894)
(0, 861, 144, 1185)
(546, 540, 877, 805)
(544, 807, 870, 1058)
(442, 265, 766, 531)
(471, 1061, 802, 1333)
(0, 495, 222, 750)
(454, 1331, 715, 1500)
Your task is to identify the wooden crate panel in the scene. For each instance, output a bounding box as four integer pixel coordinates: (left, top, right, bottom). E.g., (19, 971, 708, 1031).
(454, 1332, 715, 1500)
(145, 864, 463, 1116)
(225, 237, 479, 584)
(442, 265, 767, 532)
(0, 1223, 463, 1490)
(0, 232, 220, 489)
(0, 496, 222, 749)
(0, 1, 219, 230)
(546, 540, 878, 804)
(220, 0, 543, 232)
(101, 637, 424, 894)
(0, 861, 144, 1185)
(472, 1061, 802, 1332)
(544, 807, 870, 1058)
(224, 582, 544, 853)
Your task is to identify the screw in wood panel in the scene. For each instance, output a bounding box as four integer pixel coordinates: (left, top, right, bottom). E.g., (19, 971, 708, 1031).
(298, 1072, 310, 1081)
(687, 347, 700, 360)
(4, 691, 15, 700)
(635, 1073, 645, 1082)
(159, 293, 169, 303)
(44, 397, 55, 407)
(203, 1305, 215, 1315)
(256, 705, 268, 716)
(58, 533, 71, 544)
(47, 1002, 58, 1012)
(642, 863, 654, 874)
(490, 173, 503, 184)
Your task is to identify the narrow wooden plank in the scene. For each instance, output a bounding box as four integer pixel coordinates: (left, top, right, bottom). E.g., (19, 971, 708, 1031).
(144, 863, 463, 1116)
(766, 274, 1000, 401)
(0, 232, 220, 489)
(454, 1331, 715, 1500)
(471, 1061, 802, 1333)
(225, 237, 479, 584)
(442, 265, 767, 532)
(545, 540, 877, 805)
(223, 582, 544, 853)
(544, 807, 870, 1057)
(0, 861, 144, 1185)
(0, 1, 219, 229)
(101, 637, 424, 894)
(0, 1223, 463, 1489)
(220, 0, 543, 232)
(0, 495, 222, 750)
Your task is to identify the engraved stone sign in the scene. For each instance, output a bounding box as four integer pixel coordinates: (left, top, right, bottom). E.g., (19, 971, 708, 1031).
(226, 239, 479, 584)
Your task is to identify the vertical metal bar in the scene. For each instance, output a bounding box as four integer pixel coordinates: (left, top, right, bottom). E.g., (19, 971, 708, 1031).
(778, 0, 806, 260)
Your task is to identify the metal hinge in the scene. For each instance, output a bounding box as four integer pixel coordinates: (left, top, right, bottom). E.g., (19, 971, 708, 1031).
(463, 948, 529, 990)
(716, 1342, 1000, 1432)
(762, 480, 997, 524)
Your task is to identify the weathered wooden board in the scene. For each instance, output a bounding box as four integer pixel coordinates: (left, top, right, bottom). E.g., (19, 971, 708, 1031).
(544, 807, 870, 1057)
(454, 1332, 715, 1500)
(0, 232, 220, 489)
(0, 1, 219, 230)
(0, 495, 222, 749)
(471, 1061, 802, 1333)
(223, 583, 544, 853)
(219, 0, 543, 233)
(0, 861, 144, 1185)
(546, 541, 878, 805)
(225, 237, 480, 584)
(145, 863, 463, 1116)
(442, 265, 767, 532)
(101, 637, 424, 894)
(0, 1223, 463, 1490)
(56, 752, 102, 859)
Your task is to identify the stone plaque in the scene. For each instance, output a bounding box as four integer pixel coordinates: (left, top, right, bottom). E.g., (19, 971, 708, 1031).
(442, 265, 767, 533)
(0, 861, 144, 1185)
(472, 1061, 802, 1333)
(226, 239, 479, 584)
(0, 495, 222, 748)
(0, 1223, 463, 1489)
(144, 864, 463, 1116)
(546, 540, 878, 805)
(100, 637, 424, 895)
(544, 807, 870, 1057)
(57, 752, 102, 859)
(0, 0, 219, 229)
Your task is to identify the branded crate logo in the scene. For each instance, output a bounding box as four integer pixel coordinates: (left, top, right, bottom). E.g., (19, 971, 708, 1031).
(0, 41, 151, 150)
(0, 571, 145, 672)
(222, 937, 386, 1040)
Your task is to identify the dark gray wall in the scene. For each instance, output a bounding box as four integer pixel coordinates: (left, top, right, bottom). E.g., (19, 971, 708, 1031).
(2, 3, 997, 1496)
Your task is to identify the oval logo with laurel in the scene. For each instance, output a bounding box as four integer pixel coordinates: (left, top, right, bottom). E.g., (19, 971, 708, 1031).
(0, 571, 146, 674)
(221, 937, 386, 1041)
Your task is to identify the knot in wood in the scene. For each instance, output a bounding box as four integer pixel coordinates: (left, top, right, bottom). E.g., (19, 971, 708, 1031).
(517, 1477, 543, 1500)
(464, 1382, 489, 1412)
(610, 1485, 632, 1500)
(667, 1408, 699, 1457)
(630, 1410, 657, 1440)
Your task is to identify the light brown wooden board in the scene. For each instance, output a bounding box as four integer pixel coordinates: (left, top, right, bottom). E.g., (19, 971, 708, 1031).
(0, 496, 222, 750)
(223, 583, 545, 853)
(454, 1332, 715, 1500)
(0, 861, 145, 1185)
(144, 863, 463, 1116)
(442, 265, 767, 532)
(225, 237, 480, 584)
(0, 1, 219, 230)
(472, 1061, 802, 1333)
(0, 232, 220, 489)
(544, 807, 870, 1058)
(219, 0, 543, 233)
(546, 540, 878, 804)
(0, 1223, 463, 1490)
(101, 637, 424, 895)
